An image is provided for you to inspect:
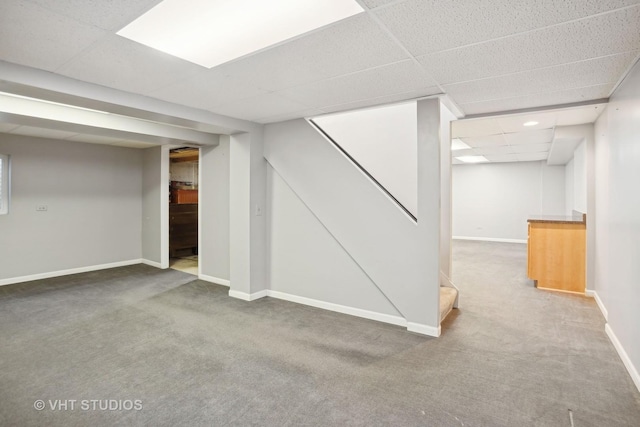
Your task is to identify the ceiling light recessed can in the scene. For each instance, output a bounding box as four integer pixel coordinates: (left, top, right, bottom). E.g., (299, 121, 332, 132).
(523, 121, 539, 127)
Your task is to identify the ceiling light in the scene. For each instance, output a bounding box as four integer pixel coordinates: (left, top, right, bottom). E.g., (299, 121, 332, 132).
(455, 156, 489, 164)
(523, 121, 539, 127)
(117, 0, 364, 68)
(451, 138, 471, 150)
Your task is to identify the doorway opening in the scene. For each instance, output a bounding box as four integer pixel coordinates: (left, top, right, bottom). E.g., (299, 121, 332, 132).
(169, 147, 199, 275)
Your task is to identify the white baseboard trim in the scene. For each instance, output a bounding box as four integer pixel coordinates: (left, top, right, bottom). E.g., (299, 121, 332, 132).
(453, 236, 527, 244)
(228, 289, 268, 301)
(267, 290, 407, 327)
(199, 274, 230, 287)
(407, 322, 441, 337)
(605, 323, 640, 393)
(141, 259, 163, 269)
(585, 290, 608, 321)
(0, 259, 143, 287)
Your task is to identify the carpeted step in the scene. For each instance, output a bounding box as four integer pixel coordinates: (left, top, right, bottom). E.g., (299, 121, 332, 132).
(440, 287, 458, 323)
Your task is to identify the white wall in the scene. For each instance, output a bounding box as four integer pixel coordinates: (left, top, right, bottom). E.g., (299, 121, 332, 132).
(0, 134, 142, 282)
(565, 158, 575, 215)
(142, 146, 162, 264)
(572, 140, 587, 213)
(267, 166, 401, 318)
(200, 137, 230, 283)
(313, 102, 418, 217)
(594, 60, 640, 392)
(452, 161, 565, 242)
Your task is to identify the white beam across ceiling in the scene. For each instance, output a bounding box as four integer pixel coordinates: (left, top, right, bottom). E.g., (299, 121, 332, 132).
(0, 92, 219, 146)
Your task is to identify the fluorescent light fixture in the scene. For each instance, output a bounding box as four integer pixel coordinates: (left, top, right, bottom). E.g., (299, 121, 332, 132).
(455, 155, 489, 163)
(117, 0, 364, 68)
(451, 138, 471, 150)
(523, 121, 539, 126)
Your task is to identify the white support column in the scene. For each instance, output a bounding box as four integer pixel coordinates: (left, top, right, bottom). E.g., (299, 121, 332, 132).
(229, 129, 267, 300)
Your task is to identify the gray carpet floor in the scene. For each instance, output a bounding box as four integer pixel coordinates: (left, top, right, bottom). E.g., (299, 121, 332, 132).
(1, 240, 639, 426)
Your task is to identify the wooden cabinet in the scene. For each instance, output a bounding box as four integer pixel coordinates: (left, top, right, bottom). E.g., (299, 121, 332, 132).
(169, 203, 198, 257)
(527, 216, 586, 294)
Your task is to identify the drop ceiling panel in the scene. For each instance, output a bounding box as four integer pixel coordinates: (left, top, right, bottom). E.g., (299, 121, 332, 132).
(214, 14, 408, 92)
(149, 68, 268, 111)
(361, 0, 397, 9)
(57, 34, 204, 95)
(256, 108, 326, 125)
(460, 134, 507, 147)
(504, 129, 554, 145)
(556, 105, 605, 126)
(375, 0, 640, 57)
(451, 119, 503, 138)
(445, 51, 637, 105)
(508, 143, 552, 154)
(0, 1, 107, 72)
(484, 154, 520, 163)
(210, 92, 313, 122)
(24, 0, 163, 31)
(459, 83, 615, 116)
(319, 88, 439, 115)
(418, 6, 640, 85)
(497, 114, 556, 133)
(472, 146, 514, 156)
(517, 152, 549, 161)
(280, 60, 437, 108)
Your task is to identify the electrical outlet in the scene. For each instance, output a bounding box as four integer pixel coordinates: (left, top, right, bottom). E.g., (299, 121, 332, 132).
(36, 205, 48, 212)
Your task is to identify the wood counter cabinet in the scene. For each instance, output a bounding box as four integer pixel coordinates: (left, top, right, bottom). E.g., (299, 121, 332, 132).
(527, 214, 586, 294)
(169, 203, 198, 258)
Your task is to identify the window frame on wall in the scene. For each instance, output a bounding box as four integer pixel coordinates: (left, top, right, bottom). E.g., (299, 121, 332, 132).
(0, 153, 10, 215)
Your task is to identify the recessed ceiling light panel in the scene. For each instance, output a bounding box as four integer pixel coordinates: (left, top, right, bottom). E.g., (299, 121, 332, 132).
(117, 0, 364, 68)
(455, 155, 489, 164)
(523, 121, 539, 126)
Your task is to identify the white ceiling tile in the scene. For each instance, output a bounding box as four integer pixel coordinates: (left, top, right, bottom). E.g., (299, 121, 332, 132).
(319, 88, 439, 115)
(450, 148, 476, 157)
(57, 34, 204, 95)
(452, 158, 464, 165)
(508, 142, 552, 154)
(280, 61, 438, 108)
(460, 134, 507, 147)
(214, 14, 408, 92)
(0, 1, 107, 71)
(211, 93, 313, 122)
(484, 154, 520, 163)
(360, 0, 399, 9)
(451, 118, 503, 138)
(555, 104, 605, 126)
(497, 114, 557, 133)
(472, 146, 514, 156)
(516, 152, 549, 162)
(24, 0, 163, 31)
(0, 123, 20, 133)
(418, 6, 640, 85)
(445, 52, 637, 105)
(149, 68, 268, 111)
(10, 126, 79, 139)
(504, 129, 554, 145)
(459, 84, 615, 116)
(376, 0, 640, 56)
(256, 109, 327, 124)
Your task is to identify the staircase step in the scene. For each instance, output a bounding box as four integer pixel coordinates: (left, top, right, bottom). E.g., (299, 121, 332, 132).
(440, 287, 458, 323)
